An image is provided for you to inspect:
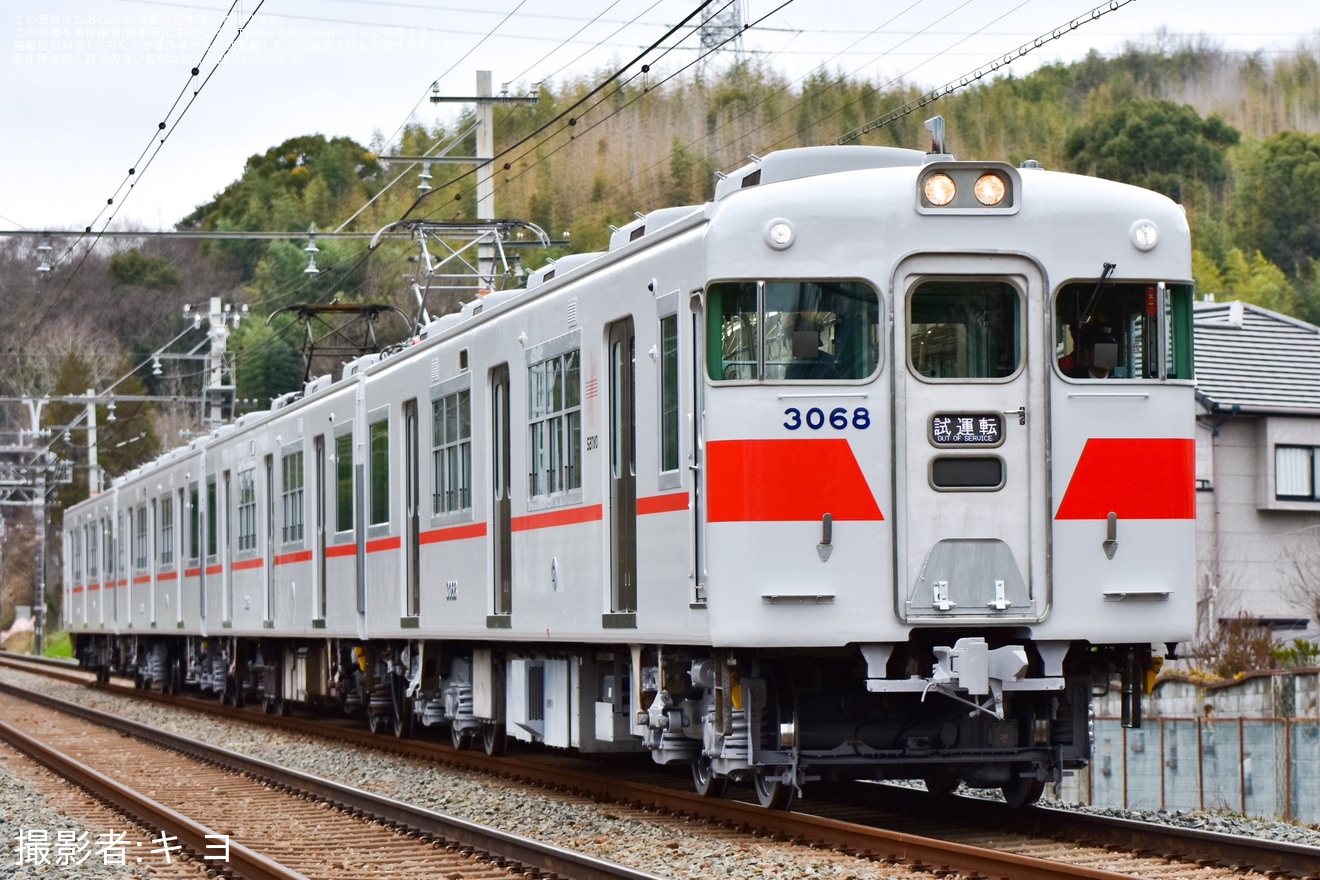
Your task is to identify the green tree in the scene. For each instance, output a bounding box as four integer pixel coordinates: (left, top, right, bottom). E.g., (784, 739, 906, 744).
(1220, 248, 1299, 315)
(1230, 130, 1320, 276)
(107, 249, 181, 289)
(181, 134, 383, 275)
(46, 353, 160, 513)
(1063, 99, 1240, 203)
(1191, 249, 1225, 300)
(231, 319, 303, 409)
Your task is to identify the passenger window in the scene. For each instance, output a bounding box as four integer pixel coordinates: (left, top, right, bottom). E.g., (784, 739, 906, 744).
(909, 280, 1022, 379)
(706, 280, 880, 382)
(1055, 281, 1194, 380)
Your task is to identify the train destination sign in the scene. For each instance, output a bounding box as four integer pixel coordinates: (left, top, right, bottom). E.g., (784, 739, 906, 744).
(930, 413, 1004, 446)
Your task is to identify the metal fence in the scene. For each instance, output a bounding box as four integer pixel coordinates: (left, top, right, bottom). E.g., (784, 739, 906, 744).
(1061, 717, 1320, 824)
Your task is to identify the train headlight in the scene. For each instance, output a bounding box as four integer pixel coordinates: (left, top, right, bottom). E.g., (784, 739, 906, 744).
(1130, 219, 1159, 252)
(766, 219, 795, 250)
(973, 172, 1007, 206)
(923, 173, 957, 207)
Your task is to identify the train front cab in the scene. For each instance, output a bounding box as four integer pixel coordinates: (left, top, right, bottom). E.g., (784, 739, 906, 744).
(662, 151, 1196, 809)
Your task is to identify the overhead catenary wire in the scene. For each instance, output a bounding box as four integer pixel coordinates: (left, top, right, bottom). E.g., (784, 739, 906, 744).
(34, 0, 269, 333)
(496, 0, 1135, 224)
(392, 0, 718, 226)
(837, 0, 1140, 143)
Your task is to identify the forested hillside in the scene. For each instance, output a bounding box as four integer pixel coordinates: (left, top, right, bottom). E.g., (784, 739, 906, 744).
(2, 39, 1319, 548)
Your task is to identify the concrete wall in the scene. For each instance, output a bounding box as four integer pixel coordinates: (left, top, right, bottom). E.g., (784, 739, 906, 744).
(1060, 671, 1320, 823)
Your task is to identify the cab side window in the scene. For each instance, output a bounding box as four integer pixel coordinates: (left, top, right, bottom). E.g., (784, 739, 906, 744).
(1055, 282, 1194, 380)
(707, 279, 880, 382)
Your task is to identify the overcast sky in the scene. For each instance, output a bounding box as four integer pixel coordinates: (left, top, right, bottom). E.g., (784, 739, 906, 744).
(4, 0, 1317, 233)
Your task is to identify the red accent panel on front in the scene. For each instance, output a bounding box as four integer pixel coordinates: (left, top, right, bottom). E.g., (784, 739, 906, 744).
(1055, 438, 1195, 520)
(232, 557, 263, 572)
(274, 550, 314, 566)
(706, 439, 883, 523)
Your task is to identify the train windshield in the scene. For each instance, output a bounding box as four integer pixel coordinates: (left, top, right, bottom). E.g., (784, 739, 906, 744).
(1054, 281, 1194, 380)
(908, 280, 1022, 380)
(705, 279, 880, 382)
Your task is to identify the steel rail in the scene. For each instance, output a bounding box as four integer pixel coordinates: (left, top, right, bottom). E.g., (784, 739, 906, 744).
(0, 718, 306, 880)
(0, 680, 662, 880)
(10, 655, 1315, 879)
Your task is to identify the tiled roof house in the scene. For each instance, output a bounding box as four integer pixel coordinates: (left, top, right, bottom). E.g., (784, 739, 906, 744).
(1193, 301, 1320, 641)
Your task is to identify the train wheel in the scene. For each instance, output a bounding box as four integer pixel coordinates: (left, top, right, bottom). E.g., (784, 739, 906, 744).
(1001, 768, 1045, 809)
(691, 757, 727, 799)
(482, 721, 507, 757)
(167, 659, 183, 695)
(450, 723, 467, 750)
(368, 712, 384, 735)
(392, 698, 413, 739)
(752, 770, 794, 810)
(923, 767, 961, 797)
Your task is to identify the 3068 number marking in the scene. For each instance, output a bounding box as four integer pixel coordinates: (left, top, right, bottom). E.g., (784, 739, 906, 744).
(783, 406, 870, 431)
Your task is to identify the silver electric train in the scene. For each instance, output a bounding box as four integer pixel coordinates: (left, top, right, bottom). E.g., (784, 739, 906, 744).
(64, 119, 1196, 808)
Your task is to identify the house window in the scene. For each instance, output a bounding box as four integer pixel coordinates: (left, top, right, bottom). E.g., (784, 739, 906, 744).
(528, 349, 581, 496)
(1276, 446, 1320, 500)
(159, 496, 175, 566)
(432, 389, 471, 514)
(236, 468, 257, 552)
(282, 450, 305, 543)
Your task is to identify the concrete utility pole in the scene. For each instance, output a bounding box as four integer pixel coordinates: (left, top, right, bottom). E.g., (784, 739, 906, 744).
(206, 296, 247, 427)
(86, 387, 98, 495)
(380, 71, 540, 290)
(429, 71, 541, 286)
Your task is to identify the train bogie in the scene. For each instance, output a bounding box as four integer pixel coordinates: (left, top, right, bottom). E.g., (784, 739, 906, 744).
(67, 118, 1195, 807)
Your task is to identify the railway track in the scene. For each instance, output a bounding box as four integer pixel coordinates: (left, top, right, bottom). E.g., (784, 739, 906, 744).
(0, 680, 663, 880)
(3, 652, 1318, 879)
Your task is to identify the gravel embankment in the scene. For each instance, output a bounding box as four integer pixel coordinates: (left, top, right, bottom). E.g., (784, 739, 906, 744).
(0, 666, 942, 879)
(4, 664, 1319, 875)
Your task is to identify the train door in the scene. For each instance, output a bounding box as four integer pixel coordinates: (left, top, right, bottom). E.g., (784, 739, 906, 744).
(314, 435, 327, 621)
(223, 470, 233, 623)
(148, 500, 157, 627)
(176, 488, 186, 625)
(403, 398, 420, 618)
(894, 255, 1047, 622)
(608, 318, 638, 614)
(115, 510, 125, 627)
(491, 363, 512, 616)
(265, 454, 274, 623)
